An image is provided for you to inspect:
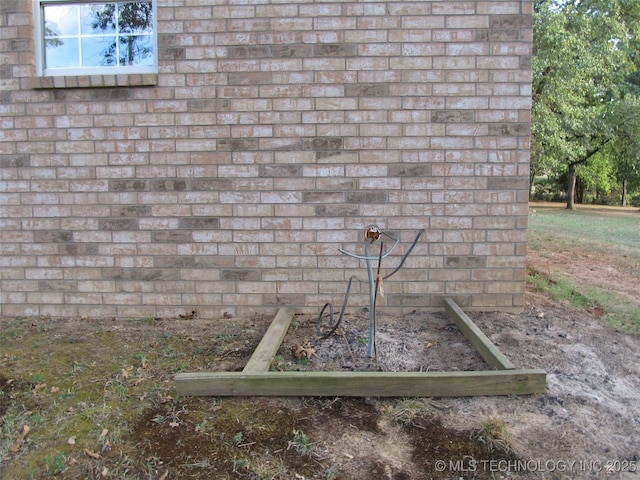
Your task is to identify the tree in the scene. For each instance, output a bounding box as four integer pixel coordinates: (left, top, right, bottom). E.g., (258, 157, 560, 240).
(532, 0, 640, 209)
(91, 2, 153, 67)
(610, 97, 640, 205)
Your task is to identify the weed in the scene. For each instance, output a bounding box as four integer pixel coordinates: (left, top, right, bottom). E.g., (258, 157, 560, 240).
(2, 330, 18, 340)
(151, 414, 167, 425)
(133, 353, 148, 368)
(58, 389, 75, 400)
(0, 411, 34, 464)
(385, 397, 429, 424)
(288, 429, 315, 456)
(233, 431, 244, 445)
(270, 355, 300, 371)
(232, 456, 250, 473)
(214, 333, 237, 341)
(472, 416, 517, 455)
(70, 362, 87, 374)
(162, 345, 178, 359)
(194, 420, 208, 433)
(325, 465, 340, 480)
(45, 453, 66, 475)
(173, 362, 189, 372)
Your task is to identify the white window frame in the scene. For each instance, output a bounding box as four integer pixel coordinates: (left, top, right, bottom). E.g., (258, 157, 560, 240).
(34, 0, 157, 77)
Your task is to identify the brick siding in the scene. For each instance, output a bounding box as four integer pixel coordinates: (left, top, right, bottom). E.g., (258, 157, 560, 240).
(0, 0, 533, 319)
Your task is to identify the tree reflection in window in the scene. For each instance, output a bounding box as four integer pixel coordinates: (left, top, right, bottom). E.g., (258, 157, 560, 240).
(43, 2, 154, 71)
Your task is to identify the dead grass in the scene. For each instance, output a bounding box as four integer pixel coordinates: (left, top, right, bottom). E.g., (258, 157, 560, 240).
(1, 314, 524, 480)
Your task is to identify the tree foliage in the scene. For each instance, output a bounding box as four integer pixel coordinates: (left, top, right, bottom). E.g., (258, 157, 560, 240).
(91, 2, 153, 67)
(532, 0, 640, 208)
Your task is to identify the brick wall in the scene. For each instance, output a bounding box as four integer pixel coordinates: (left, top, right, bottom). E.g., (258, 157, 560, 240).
(0, 1, 533, 320)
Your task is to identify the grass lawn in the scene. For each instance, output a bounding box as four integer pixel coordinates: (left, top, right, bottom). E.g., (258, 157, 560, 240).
(528, 202, 640, 333)
(528, 202, 640, 259)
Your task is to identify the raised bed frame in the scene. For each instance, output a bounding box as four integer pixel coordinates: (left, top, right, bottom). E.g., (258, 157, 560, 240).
(174, 298, 546, 397)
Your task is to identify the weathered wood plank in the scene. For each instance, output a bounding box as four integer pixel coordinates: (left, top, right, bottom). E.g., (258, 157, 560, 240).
(242, 307, 295, 373)
(175, 369, 547, 397)
(444, 297, 515, 370)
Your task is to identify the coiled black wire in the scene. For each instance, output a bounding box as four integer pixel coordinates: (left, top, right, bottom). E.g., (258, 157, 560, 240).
(316, 228, 425, 340)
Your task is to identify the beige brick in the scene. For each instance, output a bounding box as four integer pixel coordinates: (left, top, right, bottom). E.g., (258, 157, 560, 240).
(1, 0, 532, 318)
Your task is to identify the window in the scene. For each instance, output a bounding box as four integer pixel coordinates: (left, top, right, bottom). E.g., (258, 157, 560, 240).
(35, 1, 156, 76)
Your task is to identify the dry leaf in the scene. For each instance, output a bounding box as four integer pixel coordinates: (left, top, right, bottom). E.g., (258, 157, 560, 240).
(101, 466, 109, 477)
(98, 428, 109, 441)
(121, 365, 134, 380)
(101, 439, 112, 453)
(67, 436, 76, 445)
(169, 422, 179, 428)
(83, 448, 101, 459)
(50, 386, 60, 394)
(9, 425, 31, 454)
(159, 471, 169, 480)
(291, 341, 316, 360)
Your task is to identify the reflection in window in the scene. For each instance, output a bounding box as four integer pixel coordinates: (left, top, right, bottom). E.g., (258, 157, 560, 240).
(42, 2, 154, 72)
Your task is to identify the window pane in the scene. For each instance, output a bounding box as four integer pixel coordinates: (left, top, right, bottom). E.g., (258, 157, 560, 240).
(44, 5, 79, 37)
(119, 35, 154, 66)
(81, 36, 117, 67)
(81, 4, 116, 35)
(118, 2, 153, 34)
(40, 1, 155, 74)
(45, 38, 79, 69)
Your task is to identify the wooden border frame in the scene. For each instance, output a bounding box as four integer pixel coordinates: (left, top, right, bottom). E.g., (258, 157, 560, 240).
(175, 299, 546, 397)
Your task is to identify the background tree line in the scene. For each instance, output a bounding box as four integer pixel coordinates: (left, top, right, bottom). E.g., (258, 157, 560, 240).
(532, 0, 640, 208)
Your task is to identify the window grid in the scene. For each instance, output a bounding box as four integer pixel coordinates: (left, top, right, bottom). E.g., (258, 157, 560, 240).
(37, 0, 156, 76)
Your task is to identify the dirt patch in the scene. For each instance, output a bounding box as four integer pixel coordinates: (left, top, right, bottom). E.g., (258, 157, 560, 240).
(3, 291, 639, 479)
(278, 311, 487, 373)
(2, 241, 640, 478)
(528, 246, 640, 311)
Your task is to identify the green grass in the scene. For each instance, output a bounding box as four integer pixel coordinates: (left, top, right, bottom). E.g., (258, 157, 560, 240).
(528, 204, 640, 333)
(527, 273, 594, 309)
(528, 272, 640, 333)
(528, 206, 640, 261)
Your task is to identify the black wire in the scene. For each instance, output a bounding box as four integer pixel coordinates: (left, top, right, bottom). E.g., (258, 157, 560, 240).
(316, 275, 356, 339)
(315, 228, 425, 340)
(382, 228, 425, 280)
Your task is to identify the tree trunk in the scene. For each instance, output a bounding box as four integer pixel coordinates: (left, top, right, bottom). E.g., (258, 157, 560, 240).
(621, 179, 628, 207)
(566, 163, 576, 209)
(575, 176, 585, 204)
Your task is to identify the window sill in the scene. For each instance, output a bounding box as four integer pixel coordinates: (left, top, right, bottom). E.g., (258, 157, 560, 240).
(29, 73, 157, 89)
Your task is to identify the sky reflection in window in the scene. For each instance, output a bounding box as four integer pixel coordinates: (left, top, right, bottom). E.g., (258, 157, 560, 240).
(43, 2, 153, 70)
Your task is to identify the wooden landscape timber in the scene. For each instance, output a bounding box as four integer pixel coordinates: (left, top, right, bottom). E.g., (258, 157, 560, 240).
(444, 298, 515, 370)
(175, 299, 546, 398)
(242, 307, 296, 373)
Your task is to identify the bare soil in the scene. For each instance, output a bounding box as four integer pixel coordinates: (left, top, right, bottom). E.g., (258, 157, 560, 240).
(2, 241, 640, 479)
